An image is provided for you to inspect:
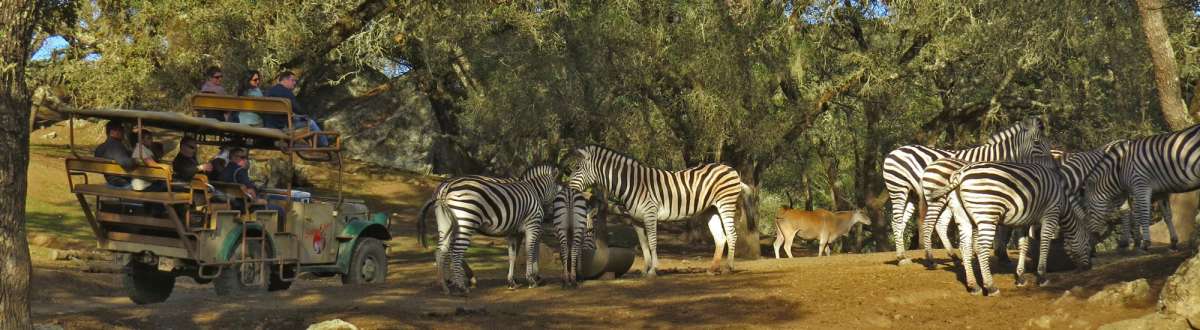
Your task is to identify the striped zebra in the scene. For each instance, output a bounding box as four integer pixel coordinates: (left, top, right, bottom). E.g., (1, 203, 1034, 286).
(417, 165, 560, 295)
(884, 117, 1043, 265)
(566, 145, 751, 277)
(933, 143, 1092, 296)
(919, 140, 1124, 267)
(1082, 126, 1200, 252)
(549, 186, 595, 288)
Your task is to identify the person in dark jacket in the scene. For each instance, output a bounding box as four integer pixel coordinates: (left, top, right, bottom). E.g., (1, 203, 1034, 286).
(94, 121, 134, 188)
(264, 71, 327, 146)
(171, 137, 212, 183)
(217, 148, 284, 215)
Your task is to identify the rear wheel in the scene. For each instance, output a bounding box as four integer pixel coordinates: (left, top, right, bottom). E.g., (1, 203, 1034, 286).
(342, 237, 387, 284)
(123, 261, 175, 304)
(214, 238, 268, 295)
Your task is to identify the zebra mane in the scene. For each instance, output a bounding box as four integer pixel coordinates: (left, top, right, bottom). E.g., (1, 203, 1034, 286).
(1078, 140, 1128, 196)
(983, 117, 1040, 145)
(580, 145, 643, 167)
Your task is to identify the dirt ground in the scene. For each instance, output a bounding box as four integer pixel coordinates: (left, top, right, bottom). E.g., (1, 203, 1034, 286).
(25, 123, 1195, 329)
(30, 226, 1192, 329)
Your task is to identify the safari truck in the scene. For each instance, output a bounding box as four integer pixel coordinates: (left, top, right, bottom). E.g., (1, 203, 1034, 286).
(61, 94, 390, 304)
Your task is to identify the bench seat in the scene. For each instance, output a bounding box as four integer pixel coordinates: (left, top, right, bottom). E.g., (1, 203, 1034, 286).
(73, 184, 192, 204)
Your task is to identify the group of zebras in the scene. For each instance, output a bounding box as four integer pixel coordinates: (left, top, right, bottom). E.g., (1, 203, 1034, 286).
(417, 145, 752, 296)
(884, 117, 1198, 296)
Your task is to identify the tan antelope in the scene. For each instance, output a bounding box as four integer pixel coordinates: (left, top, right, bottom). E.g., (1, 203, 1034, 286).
(773, 208, 871, 258)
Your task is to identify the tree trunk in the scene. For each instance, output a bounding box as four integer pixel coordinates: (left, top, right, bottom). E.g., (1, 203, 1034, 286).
(826, 154, 841, 210)
(1136, 0, 1199, 248)
(1136, 0, 1192, 131)
(0, 0, 37, 328)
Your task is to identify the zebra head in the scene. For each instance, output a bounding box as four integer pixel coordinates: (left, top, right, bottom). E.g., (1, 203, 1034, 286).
(1063, 200, 1094, 270)
(567, 147, 599, 193)
(1079, 140, 1131, 238)
(984, 116, 1044, 145)
(523, 165, 562, 203)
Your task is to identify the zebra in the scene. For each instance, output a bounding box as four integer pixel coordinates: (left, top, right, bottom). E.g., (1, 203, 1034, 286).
(1081, 125, 1200, 252)
(932, 142, 1093, 296)
(549, 186, 595, 288)
(417, 165, 560, 295)
(919, 140, 1125, 268)
(884, 117, 1043, 265)
(566, 145, 751, 277)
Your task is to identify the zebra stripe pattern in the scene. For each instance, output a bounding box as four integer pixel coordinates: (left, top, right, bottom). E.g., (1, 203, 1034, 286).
(430, 165, 561, 295)
(1083, 125, 1200, 251)
(885, 117, 1043, 265)
(937, 148, 1092, 296)
(567, 145, 749, 276)
(550, 187, 593, 288)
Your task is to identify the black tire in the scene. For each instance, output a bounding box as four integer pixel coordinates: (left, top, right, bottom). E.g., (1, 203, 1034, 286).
(214, 238, 268, 296)
(268, 265, 296, 291)
(123, 262, 175, 304)
(342, 237, 387, 285)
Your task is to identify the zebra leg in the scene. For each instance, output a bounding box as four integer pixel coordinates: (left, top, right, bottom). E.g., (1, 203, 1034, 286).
(633, 225, 654, 277)
(974, 221, 999, 297)
(891, 194, 916, 265)
(1118, 212, 1133, 250)
(571, 226, 583, 287)
(449, 230, 473, 295)
(1015, 227, 1029, 287)
(1157, 196, 1179, 251)
(559, 223, 570, 288)
(921, 196, 947, 269)
(707, 213, 727, 274)
(525, 212, 544, 288)
(506, 235, 521, 289)
(1036, 217, 1060, 287)
(1131, 189, 1154, 252)
(956, 217, 979, 295)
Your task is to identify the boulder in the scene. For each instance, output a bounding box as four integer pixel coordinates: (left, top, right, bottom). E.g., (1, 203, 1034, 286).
(323, 82, 435, 173)
(1087, 278, 1152, 307)
(1160, 253, 1200, 322)
(306, 319, 358, 330)
(1098, 312, 1189, 330)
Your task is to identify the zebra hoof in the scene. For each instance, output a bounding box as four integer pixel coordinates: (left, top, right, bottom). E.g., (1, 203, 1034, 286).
(968, 286, 983, 296)
(897, 258, 913, 266)
(985, 286, 1000, 297)
(645, 270, 659, 278)
(1037, 278, 1050, 287)
(1015, 277, 1027, 287)
(507, 281, 519, 290)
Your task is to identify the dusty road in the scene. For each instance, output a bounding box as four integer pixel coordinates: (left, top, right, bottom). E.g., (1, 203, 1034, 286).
(32, 236, 1189, 329)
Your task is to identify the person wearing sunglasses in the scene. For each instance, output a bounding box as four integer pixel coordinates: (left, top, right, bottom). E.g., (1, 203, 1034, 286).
(199, 66, 233, 121)
(171, 136, 213, 183)
(236, 70, 265, 127)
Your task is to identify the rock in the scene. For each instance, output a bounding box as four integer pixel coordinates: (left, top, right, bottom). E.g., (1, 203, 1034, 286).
(306, 319, 358, 330)
(1026, 308, 1086, 329)
(41, 131, 57, 139)
(1161, 253, 1200, 322)
(323, 82, 435, 172)
(1052, 290, 1075, 305)
(1099, 312, 1189, 330)
(33, 324, 64, 330)
(1087, 278, 1151, 306)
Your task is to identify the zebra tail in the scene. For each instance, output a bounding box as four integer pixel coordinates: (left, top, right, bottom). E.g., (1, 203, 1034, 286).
(928, 165, 973, 201)
(416, 198, 436, 248)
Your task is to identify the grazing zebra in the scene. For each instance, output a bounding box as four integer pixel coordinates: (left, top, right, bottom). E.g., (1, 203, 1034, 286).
(419, 165, 560, 295)
(933, 144, 1093, 296)
(1082, 125, 1200, 252)
(885, 117, 1043, 265)
(549, 186, 595, 288)
(566, 145, 751, 277)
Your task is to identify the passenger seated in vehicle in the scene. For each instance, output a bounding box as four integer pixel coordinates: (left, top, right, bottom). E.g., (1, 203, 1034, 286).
(264, 71, 328, 147)
(171, 137, 213, 183)
(130, 128, 168, 192)
(207, 146, 231, 182)
(218, 148, 285, 215)
(198, 66, 233, 122)
(94, 121, 134, 189)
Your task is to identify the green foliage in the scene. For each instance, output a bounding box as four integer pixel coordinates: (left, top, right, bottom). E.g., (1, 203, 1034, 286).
(25, 0, 1200, 251)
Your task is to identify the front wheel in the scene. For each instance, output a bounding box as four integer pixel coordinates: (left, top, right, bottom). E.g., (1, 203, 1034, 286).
(342, 237, 387, 285)
(123, 261, 175, 304)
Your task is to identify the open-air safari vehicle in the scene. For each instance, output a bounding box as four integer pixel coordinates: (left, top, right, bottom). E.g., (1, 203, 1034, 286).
(62, 94, 391, 304)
